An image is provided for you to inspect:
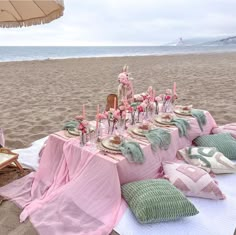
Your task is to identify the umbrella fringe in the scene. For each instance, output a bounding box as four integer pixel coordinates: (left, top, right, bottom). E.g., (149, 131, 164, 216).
(0, 5, 64, 28)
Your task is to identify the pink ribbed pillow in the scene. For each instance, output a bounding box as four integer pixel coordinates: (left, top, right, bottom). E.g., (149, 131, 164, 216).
(162, 161, 225, 200)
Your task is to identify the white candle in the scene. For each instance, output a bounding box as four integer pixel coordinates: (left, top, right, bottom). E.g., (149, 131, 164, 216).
(83, 104, 86, 119)
(96, 104, 99, 129)
(173, 82, 176, 95)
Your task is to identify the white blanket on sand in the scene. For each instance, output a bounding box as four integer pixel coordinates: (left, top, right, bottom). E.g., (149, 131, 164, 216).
(15, 137, 236, 235)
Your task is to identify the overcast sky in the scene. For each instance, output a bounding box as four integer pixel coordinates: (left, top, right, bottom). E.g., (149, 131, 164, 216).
(0, 0, 235, 46)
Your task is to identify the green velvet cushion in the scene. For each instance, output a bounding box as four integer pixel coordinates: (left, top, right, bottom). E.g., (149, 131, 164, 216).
(121, 179, 199, 224)
(193, 133, 236, 160)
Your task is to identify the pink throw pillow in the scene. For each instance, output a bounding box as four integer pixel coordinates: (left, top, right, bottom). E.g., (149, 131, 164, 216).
(0, 128, 5, 147)
(212, 123, 236, 139)
(162, 161, 225, 200)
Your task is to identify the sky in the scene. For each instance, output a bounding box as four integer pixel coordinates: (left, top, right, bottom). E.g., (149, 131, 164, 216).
(0, 0, 236, 46)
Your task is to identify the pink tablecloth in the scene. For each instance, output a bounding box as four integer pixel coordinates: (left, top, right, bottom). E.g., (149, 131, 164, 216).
(0, 111, 217, 235)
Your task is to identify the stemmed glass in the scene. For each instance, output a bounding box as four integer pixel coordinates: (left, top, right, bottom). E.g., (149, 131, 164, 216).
(88, 130, 97, 151)
(116, 119, 125, 136)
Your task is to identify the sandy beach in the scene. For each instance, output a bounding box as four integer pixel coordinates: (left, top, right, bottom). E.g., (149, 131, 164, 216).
(0, 52, 236, 149)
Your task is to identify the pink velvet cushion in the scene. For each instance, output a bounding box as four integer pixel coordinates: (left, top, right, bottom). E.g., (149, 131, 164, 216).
(212, 123, 236, 139)
(162, 161, 225, 200)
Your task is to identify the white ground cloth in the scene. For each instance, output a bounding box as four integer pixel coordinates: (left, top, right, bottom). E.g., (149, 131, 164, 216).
(14, 137, 236, 235)
(115, 173, 236, 235)
(13, 137, 48, 170)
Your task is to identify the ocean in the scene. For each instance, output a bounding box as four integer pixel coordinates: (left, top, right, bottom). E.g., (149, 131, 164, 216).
(1, 45, 236, 62)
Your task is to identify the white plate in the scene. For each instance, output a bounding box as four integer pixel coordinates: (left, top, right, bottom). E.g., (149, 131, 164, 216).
(131, 126, 150, 137)
(101, 137, 121, 151)
(67, 128, 81, 136)
(174, 109, 192, 116)
(155, 115, 174, 125)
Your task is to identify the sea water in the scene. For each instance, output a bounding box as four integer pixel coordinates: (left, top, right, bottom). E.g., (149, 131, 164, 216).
(1, 45, 236, 62)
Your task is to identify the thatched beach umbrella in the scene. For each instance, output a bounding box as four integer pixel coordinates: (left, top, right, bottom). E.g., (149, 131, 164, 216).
(0, 0, 64, 28)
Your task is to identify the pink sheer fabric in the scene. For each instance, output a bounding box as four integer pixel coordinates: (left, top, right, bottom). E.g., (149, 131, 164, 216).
(0, 128, 5, 147)
(212, 123, 236, 139)
(0, 111, 216, 234)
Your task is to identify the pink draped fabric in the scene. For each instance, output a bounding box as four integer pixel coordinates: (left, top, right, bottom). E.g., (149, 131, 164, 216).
(0, 111, 217, 234)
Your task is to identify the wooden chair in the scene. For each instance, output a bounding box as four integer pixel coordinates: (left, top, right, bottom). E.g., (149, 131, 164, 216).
(0, 148, 23, 173)
(105, 94, 118, 111)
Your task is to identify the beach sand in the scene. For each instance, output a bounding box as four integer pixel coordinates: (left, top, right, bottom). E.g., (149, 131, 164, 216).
(0, 52, 236, 234)
(0, 52, 236, 149)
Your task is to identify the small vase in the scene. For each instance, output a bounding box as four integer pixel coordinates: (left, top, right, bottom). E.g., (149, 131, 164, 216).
(131, 112, 135, 125)
(155, 101, 159, 114)
(80, 132, 86, 147)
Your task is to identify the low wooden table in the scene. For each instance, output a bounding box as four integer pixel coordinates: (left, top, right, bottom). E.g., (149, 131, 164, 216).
(0, 148, 23, 172)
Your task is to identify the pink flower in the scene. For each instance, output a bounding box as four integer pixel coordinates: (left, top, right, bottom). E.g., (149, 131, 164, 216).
(149, 102, 155, 110)
(121, 111, 126, 119)
(97, 113, 107, 120)
(128, 106, 134, 112)
(137, 105, 144, 113)
(75, 115, 84, 121)
(165, 95, 171, 101)
(113, 110, 121, 119)
(118, 72, 130, 85)
(147, 86, 153, 93)
(119, 105, 125, 111)
(140, 101, 147, 108)
(134, 94, 144, 102)
(77, 123, 84, 130)
(166, 89, 172, 95)
(155, 96, 162, 102)
(104, 111, 109, 118)
(81, 120, 89, 126)
(141, 94, 148, 100)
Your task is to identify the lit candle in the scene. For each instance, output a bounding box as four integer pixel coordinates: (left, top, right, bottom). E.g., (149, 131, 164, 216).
(82, 104, 86, 119)
(114, 97, 117, 110)
(173, 82, 176, 95)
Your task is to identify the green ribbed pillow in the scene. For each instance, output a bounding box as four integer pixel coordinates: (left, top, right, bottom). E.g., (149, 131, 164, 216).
(121, 179, 199, 224)
(193, 133, 236, 160)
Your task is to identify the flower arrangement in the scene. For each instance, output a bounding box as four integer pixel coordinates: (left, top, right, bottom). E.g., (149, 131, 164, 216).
(104, 108, 121, 134)
(135, 87, 156, 121)
(75, 115, 90, 146)
(162, 89, 177, 113)
(117, 65, 134, 103)
(154, 95, 162, 114)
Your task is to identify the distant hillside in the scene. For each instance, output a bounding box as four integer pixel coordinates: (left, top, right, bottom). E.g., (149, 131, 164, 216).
(203, 36, 236, 45)
(165, 36, 236, 46)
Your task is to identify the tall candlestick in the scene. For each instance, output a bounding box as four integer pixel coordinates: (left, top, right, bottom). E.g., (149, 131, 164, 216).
(96, 104, 100, 130)
(173, 82, 176, 95)
(153, 90, 156, 102)
(114, 97, 117, 110)
(83, 104, 86, 119)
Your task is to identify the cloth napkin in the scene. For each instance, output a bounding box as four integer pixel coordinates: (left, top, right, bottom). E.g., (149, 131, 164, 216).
(171, 118, 191, 137)
(144, 129, 171, 152)
(191, 109, 207, 131)
(63, 120, 78, 130)
(119, 141, 144, 163)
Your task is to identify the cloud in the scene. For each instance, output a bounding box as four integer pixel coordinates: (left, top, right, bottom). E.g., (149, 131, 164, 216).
(0, 0, 235, 45)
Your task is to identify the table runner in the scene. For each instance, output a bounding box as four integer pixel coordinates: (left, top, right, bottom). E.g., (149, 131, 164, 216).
(0, 111, 217, 234)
